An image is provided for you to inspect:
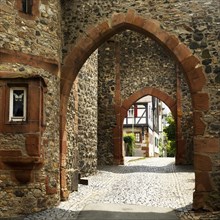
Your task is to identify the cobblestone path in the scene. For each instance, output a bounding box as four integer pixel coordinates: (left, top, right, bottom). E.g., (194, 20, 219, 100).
(24, 157, 220, 220)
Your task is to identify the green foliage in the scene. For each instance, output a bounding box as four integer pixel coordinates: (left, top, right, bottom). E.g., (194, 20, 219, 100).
(163, 114, 176, 157)
(123, 133, 135, 156)
(164, 115, 175, 140)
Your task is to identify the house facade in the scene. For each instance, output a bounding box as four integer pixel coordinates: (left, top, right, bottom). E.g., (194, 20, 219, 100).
(123, 96, 161, 157)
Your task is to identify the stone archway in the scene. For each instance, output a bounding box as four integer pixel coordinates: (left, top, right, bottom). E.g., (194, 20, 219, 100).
(60, 9, 209, 209)
(116, 87, 177, 164)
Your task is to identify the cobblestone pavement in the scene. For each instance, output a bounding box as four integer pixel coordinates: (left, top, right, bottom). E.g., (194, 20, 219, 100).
(24, 157, 220, 220)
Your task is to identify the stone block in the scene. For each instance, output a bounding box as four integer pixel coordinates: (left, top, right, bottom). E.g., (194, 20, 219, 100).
(45, 176, 57, 195)
(194, 154, 212, 171)
(155, 30, 170, 45)
(25, 134, 40, 156)
(98, 21, 111, 35)
(142, 19, 160, 36)
(173, 43, 192, 63)
(193, 191, 209, 210)
(165, 35, 180, 51)
(193, 111, 206, 135)
(132, 15, 145, 28)
(194, 138, 220, 153)
(195, 171, 213, 192)
(111, 13, 126, 28)
(181, 55, 200, 73)
(85, 26, 100, 42)
(125, 9, 136, 24)
(0, 150, 22, 157)
(192, 93, 209, 111)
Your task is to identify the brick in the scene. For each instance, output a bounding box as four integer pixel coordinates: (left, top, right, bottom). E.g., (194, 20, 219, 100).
(194, 138, 220, 153)
(193, 112, 206, 135)
(194, 154, 212, 171)
(192, 93, 209, 111)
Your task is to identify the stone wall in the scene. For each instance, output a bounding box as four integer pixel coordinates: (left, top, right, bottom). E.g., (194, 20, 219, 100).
(0, 63, 60, 217)
(62, 0, 220, 209)
(66, 50, 98, 183)
(97, 31, 193, 165)
(62, 0, 220, 136)
(0, 0, 62, 61)
(0, 0, 62, 217)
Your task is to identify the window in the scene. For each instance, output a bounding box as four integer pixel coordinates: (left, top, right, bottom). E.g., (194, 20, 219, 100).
(15, 0, 39, 20)
(9, 87, 27, 122)
(135, 132, 141, 143)
(22, 0, 33, 14)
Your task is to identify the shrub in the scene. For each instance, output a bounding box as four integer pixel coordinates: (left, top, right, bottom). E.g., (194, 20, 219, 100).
(123, 133, 135, 156)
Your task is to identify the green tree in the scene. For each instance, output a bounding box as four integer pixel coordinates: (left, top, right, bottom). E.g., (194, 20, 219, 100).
(123, 133, 135, 156)
(163, 114, 176, 157)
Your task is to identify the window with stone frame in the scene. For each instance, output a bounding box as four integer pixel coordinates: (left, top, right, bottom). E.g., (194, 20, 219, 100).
(0, 77, 46, 133)
(9, 87, 27, 122)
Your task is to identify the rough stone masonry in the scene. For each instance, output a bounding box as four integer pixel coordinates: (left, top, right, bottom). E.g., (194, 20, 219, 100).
(0, 0, 219, 218)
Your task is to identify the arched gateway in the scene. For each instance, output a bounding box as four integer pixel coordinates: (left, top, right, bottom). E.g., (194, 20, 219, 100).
(60, 10, 211, 210)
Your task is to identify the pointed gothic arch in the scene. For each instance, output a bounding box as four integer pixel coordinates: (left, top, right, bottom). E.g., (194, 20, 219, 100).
(60, 9, 209, 209)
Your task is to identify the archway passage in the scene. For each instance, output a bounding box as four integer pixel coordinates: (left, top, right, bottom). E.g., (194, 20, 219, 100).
(60, 10, 210, 210)
(119, 88, 179, 163)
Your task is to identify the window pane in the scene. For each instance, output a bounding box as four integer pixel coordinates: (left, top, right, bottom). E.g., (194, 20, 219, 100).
(13, 90, 24, 117)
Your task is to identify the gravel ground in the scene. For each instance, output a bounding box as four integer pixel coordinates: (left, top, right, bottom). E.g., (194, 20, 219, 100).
(23, 157, 220, 220)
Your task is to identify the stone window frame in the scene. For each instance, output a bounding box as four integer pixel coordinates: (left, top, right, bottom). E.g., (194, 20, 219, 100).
(0, 77, 47, 133)
(15, 0, 40, 20)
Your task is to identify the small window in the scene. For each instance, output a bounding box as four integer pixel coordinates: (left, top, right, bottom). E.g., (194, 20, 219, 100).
(22, 0, 33, 14)
(9, 87, 27, 122)
(135, 132, 141, 143)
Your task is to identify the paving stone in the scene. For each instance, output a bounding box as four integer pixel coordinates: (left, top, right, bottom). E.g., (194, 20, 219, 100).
(23, 158, 220, 220)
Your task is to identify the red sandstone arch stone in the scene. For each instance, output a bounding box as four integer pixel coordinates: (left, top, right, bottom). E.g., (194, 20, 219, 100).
(60, 9, 209, 209)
